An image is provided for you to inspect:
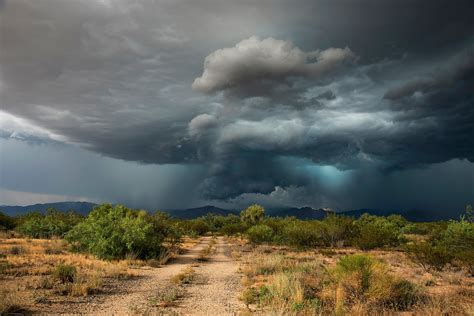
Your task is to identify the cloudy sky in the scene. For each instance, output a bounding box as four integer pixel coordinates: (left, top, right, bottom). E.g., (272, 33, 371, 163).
(0, 0, 473, 214)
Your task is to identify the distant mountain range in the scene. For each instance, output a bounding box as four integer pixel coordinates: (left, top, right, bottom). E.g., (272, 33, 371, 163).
(163, 205, 239, 219)
(0, 201, 463, 222)
(0, 201, 97, 216)
(269, 207, 332, 220)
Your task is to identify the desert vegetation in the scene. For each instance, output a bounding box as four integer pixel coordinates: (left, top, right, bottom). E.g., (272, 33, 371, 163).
(0, 203, 473, 314)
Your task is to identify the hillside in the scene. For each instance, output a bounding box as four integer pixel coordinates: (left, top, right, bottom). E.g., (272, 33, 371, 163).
(163, 205, 239, 219)
(0, 201, 97, 216)
(0, 201, 464, 222)
(269, 207, 332, 220)
(341, 208, 463, 222)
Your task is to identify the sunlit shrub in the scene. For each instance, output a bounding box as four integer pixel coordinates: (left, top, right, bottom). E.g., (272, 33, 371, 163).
(16, 209, 83, 238)
(246, 224, 274, 244)
(282, 220, 322, 248)
(352, 214, 403, 250)
(330, 254, 423, 312)
(65, 204, 169, 259)
(54, 264, 77, 283)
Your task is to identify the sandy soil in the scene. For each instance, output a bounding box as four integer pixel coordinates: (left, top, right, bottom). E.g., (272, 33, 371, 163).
(84, 236, 243, 315)
(168, 236, 245, 315)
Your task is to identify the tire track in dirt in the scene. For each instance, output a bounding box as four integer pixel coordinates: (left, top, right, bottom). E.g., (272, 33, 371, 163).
(83, 238, 209, 314)
(168, 236, 245, 315)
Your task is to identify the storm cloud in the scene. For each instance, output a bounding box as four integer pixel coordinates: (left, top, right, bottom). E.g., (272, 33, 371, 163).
(192, 36, 355, 95)
(1, 0, 473, 212)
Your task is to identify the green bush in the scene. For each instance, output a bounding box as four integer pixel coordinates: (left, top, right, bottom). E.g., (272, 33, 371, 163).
(16, 209, 83, 238)
(0, 212, 16, 230)
(439, 219, 474, 274)
(189, 219, 210, 236)
(202, 214, 239, 232)
(241, 204, 265, 225)
(282, 220, 322, 248)
(405, 241, 453, 271)
(352, 214, 403, 250)
(54, 264, 76, 283)
(331, 254, 422, 311)
(401, 223, 429, 235)
(406, 219, 474, 274)
(220, 222, 246, 236)
(334, 254, 376, 293)
(320, 214, 354, 247)
(65, 204, 170, 260)
(246, 224, 274, 244)
(260, 217, 291, 243)
(151, 212, 182, 246)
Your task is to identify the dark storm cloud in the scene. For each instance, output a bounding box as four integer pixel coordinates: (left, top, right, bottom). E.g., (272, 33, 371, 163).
(384, 49, 474, 100)
(190, 43, 474, 199)
(1, 0, 473, 209)
(192, 36, 355, 96)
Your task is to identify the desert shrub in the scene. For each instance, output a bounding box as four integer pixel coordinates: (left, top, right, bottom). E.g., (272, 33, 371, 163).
(352, 214, 403, 250)
(246, 224, 274, 244)
(406, 219, 474, 274)
(252, 255, 286, 275)
(267, 272, 306, 307)
(54, 264, 77, 283)
(65, 204, 168, 259)
(401, 223, 431, 235)
(260, 217, 292, 243)
(150, 212, 183, 246)
(149, 284, 184, 307)
(188, 219, 210, 235)
(37, 276, 54, 289)
(440, 219, 474, 274)
(241, 287, 260, 306)
(387, 214, 408, 228)
(70, 273, 102, 296)
(16, 209, 83, 238)
(333, 255, 376, 294)
(320, 214, 354, 247)
(256, 271, 322, 313)
(330, 254, 422, 312)
(201, 214, 234, 232)
(465, 204, 473, 223)
(171, 266, 195, 284)
(0, 212, 16, 230)
(405, 242, 453, 271)
(220, 222, 246, 235)
(241, 204, 265, 225)
(281, 220, 322, 248)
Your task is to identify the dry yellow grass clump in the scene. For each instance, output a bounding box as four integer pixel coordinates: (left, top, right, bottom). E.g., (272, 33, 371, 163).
(0, 237, 134, 314)
(239, 245, 474, 315)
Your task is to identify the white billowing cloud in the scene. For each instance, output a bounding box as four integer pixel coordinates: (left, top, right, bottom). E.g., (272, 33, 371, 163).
(218, 118, 308, 150)
(192, 36, 355, 94)
(188, 113, 218, 137)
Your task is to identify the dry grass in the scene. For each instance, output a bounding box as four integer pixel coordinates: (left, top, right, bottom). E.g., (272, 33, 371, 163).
(171, 266, 196, 285)
(0, 237, 135, 312)
(0, 288, 30, 315)
(239, 244, 474, 315)
(0, 235, 200, 313)
(197, 242, 216, 262)
(148, 285, 184, 308)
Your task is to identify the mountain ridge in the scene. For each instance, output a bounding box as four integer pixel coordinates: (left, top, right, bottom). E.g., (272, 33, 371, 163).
(0, 201, 463, 221)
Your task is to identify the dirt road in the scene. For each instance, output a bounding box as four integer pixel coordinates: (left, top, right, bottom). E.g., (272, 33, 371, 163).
(85, 236, 244, 315)
(168, 236, 244, 315)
